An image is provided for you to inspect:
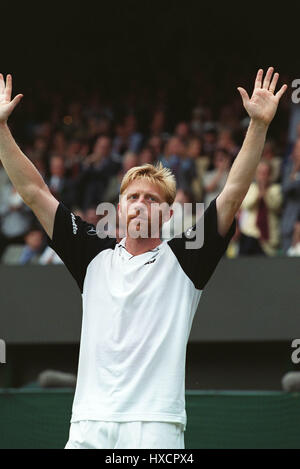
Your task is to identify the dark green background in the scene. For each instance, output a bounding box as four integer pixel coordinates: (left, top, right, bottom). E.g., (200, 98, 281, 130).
(0, 389, 300, 449)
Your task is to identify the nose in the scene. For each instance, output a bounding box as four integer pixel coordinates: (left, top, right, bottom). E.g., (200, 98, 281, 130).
(133, 194, 147, 205)
(134, 201, 146, 212)
(131, 196, 148, 216)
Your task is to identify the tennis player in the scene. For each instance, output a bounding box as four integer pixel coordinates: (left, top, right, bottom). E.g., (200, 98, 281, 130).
(0, 69, 287, 449)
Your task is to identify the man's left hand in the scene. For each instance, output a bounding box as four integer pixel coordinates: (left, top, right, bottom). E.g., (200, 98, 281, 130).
(237, 67, 287, 127)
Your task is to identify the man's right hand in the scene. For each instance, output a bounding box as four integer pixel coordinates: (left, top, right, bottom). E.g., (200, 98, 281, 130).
(0, 74, 59, 239)
(0, 74, 23, 123)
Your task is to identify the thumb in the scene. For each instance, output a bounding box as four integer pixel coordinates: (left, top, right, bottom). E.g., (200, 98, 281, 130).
(8, 94, 23, 113)
(237, 87, 249, 105)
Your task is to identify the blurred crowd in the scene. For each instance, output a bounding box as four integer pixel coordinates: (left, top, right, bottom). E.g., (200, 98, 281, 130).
(0, 82, 300, 264)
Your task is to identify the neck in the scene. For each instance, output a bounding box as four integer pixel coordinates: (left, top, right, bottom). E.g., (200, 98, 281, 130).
(124, 236, 162, 256)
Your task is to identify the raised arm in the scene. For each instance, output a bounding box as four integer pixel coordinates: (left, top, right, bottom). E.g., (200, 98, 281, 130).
(216, 67, 287, 237)
(0, 74, 58, 239)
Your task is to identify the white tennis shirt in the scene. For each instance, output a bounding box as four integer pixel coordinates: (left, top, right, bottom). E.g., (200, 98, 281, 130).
(47, 197, 235, 431)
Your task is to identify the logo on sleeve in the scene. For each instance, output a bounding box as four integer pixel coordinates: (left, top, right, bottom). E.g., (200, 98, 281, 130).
(87, 227, 97, 236)
(185, 227, 194, 238)
(71, 213, 78, 235)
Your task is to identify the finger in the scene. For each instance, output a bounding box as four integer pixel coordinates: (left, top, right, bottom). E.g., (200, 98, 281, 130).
(237, 87, 250, 105)
(5, 74, 12, 101)
(0, 74, 4, 94)
(8, 94, 23, 112)
(275, 84, 288, 100)
(254, 69, 263, 90)
(269, 72, 279, 93)
(262, 66, 274, 89)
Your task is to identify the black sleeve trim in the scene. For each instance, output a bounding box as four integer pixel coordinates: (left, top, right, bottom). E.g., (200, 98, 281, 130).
(46, 202, 116, 293)
(168, 197, 236, 290)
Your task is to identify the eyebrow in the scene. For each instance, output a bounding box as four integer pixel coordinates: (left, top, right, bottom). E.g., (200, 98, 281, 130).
(126, 191, 161, 201)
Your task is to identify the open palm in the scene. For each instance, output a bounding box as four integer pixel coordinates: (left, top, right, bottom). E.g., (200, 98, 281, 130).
(238, 67, 287, 126)
(0, 74, 23, 123)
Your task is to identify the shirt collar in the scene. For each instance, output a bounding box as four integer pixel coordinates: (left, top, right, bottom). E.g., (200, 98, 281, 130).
(117, 237, 163, 253)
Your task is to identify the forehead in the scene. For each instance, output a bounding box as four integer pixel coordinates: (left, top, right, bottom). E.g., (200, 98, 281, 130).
(124, 179, 164, 199)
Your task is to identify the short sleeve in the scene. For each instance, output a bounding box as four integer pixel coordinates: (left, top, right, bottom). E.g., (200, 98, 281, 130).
(46, 202, 116, 293)
(168, 197, 236, 290)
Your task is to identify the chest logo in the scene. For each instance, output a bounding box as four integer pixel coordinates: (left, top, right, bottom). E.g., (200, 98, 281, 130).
(144, 258, 156, 265)
(71, 213, 78, 235)
(87, 227, 97, 236)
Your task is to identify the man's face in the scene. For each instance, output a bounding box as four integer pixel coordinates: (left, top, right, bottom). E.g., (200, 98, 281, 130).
(256, 163, 271, 185)
(214, 152, 230, 170)
(175, 122, 189, 139)
(50, 156, 65, 177)
(122, 153, 139, 172)
(149, 136, 162, 155)
(118, 179, 173, 239)
(168, 137, 183, 156)
(93, 137, 111, 157)
(25, 231, 43, 251)
(188, 139, 201, 158)
(124, 115, 137, 134)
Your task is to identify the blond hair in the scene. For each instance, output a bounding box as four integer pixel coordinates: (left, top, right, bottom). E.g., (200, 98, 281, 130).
(120, 162, 177, 205)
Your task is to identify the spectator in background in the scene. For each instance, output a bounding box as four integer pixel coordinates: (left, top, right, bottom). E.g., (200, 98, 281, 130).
(28, 136, 48, 163)
(0, 184, 33, 259)
(1, 228, 45, 265)
(26, 136, 48, 181)
(46, 155, 76, 209)
(218, 104, 240, 132)
(124, 113, 144, 153)
(19, 229, 45, 264)
(202, 122, 218, 164)
(149, 109, 169, 141)
(178, 154, 196, 193)
(190, 106, 205, 137)
(281, 139, 300, 253)
(111, 121, 128, 156)
(239, 160, 283, 256)
(160, 136, 196, 191)
(159, 136, 183, 180)
(31, 156, 47, 181)
(261, 139, 282, 183)
(62, 101, 84, 140)
(216, 129, 240, 161)
(85, 116, 111, 146)
(112, 114, 143, 155)
(174, 121, 190, 144)
(148, 135, 164, 162)
(287, 216, 300, 256)
(64, 139, 85, 179)
(50, 131, 66, 157)
(77, 136, 121, 210)
(203, 148, 231, 208)
(186, 137, 210, 202)
(102, 151, 139, 205)
(139, 146, 156, 165)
